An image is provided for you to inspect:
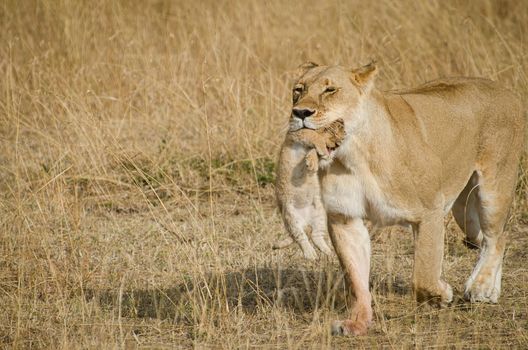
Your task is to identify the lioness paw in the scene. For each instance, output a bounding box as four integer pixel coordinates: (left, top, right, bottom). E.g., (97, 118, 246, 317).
(415, 281, 453, 307)
(464, 271, 501, 303)
(331, 320, 368, 336)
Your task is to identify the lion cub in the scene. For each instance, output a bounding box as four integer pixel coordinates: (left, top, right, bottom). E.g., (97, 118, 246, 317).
(274, 119, 345, 260)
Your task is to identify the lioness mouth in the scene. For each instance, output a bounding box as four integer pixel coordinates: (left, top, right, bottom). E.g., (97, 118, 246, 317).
(327, 145, 339, 154)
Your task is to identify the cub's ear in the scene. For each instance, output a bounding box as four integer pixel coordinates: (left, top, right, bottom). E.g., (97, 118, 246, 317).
(351, 61, 378, 92)
(295, 61, 319, 78)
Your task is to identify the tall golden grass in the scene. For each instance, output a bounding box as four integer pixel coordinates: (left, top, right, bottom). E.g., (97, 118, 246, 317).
(1, 0, 527, 348)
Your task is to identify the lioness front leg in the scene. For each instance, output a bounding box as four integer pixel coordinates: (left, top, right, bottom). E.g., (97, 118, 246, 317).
(412, 211, 453, 307)
(328, 215, 372, 336)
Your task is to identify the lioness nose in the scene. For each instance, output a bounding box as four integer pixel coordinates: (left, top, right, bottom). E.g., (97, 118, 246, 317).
(292, 108, 316, 120)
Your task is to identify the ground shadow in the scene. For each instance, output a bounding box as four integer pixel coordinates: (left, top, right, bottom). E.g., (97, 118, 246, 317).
(87, 267, 410, 321)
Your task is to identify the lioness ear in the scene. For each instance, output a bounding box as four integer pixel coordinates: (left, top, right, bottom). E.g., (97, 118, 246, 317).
(295, 61, 319, 78)
(351, 61, 378, 92)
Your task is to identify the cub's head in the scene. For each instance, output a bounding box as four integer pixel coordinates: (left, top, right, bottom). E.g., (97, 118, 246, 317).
(289, 62, 378, 132)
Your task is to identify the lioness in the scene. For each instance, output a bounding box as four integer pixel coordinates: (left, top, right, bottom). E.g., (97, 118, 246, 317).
(274, 119, 345, 260)
(287, 62, 525, 336)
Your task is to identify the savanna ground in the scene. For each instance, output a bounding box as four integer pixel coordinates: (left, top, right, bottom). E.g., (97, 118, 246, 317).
(1, 0, 528, 348)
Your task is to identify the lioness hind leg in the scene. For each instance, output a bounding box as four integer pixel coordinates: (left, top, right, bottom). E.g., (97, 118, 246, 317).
(412, 211, 453, 307)
(464, 170, 516, 303)
(452, 172, 483, 249)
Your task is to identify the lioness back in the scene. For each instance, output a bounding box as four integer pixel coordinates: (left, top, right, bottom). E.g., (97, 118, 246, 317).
(380, 78, 524, 198)
(393, 77, 523, 130)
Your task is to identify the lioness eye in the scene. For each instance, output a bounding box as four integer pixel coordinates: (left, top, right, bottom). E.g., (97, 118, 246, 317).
(325, 86, 337, 93)
(293, 86, 303, 94)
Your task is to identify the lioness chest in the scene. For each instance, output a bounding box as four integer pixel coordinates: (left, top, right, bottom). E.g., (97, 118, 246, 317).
(320, 161, 412, 226)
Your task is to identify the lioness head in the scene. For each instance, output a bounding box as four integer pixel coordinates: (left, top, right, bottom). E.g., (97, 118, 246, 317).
(289, 62, 378, 133)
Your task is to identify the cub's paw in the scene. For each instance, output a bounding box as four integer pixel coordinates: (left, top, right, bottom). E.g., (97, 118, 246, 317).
(312, 237, 333, 256)
(301, 244, 318, 261)
(305, 153, 319, 172)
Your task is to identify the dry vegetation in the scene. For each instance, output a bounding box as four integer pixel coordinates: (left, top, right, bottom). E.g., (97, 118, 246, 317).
(1, 0, 528, 348)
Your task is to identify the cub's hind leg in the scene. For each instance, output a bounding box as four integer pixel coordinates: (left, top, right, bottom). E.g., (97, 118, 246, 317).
(452, 172, 483, 249)
(464, 168, 517, 303)
(281, 205, 317, 261)
(310, 199, 333, 256)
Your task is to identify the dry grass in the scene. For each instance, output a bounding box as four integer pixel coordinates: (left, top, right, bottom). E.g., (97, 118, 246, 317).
(1, 0, 528, 348)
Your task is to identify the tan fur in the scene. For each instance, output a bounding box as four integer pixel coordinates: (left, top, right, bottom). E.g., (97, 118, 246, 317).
(274, 119, 345, 260)
(285, 62, 525, 336)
